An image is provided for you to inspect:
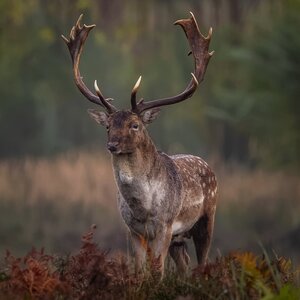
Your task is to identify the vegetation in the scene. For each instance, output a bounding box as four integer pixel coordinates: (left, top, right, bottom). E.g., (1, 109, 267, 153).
(0, 1, 299, 298)
(0, 226, 299, 299)
(0, 151, 299, 263)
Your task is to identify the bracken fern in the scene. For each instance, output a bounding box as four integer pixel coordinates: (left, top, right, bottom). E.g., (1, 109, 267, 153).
(0, 226, 299, 300)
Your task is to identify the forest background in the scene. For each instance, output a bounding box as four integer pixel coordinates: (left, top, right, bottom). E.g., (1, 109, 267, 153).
(0, 0, 299, 266)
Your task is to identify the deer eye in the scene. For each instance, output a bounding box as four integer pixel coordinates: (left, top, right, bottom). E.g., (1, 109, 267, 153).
(131, 123, 139, 131)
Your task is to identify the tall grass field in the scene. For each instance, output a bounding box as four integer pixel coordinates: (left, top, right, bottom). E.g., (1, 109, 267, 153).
(0, 151, 299, 298)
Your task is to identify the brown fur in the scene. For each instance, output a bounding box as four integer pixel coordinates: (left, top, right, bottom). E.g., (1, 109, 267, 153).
(63, 12, 216, 279)
(89, 110, 217, 277)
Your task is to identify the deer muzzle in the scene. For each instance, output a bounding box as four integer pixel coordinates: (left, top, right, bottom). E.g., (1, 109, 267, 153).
(107, 141, 119, 153)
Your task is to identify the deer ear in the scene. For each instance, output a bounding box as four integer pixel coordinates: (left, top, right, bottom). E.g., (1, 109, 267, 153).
(87, 109, 109, 127)
(141, 108, 161, 125)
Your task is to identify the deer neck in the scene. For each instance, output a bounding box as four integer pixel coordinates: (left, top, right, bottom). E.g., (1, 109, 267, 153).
(111, 134, 160, 184)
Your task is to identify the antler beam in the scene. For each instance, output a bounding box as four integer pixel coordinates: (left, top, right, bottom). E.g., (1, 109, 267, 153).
(62, 15, 116, 113)
(131, 12, 213, 114)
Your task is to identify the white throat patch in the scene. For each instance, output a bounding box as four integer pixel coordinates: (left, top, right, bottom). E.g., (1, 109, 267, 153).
(118, 169, 133, 184)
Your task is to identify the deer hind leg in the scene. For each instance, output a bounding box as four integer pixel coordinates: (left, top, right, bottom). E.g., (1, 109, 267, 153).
(169, 236, 190, 274)
(190, 209, 216, 265)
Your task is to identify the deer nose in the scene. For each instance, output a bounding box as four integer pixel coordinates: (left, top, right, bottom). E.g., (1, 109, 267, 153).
(107, 142, 119, 153)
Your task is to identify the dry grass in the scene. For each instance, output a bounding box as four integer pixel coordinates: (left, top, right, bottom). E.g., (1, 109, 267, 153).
(0, 150, 299, 261)
(0, 150, 299, 209)
(217, 164, 300, 206)
(0, 151, 116, 207)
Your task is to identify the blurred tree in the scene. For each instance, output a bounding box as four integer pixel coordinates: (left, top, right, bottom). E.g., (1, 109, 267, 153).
(204, 0, 300, 168)
(0, 0, 299, 170)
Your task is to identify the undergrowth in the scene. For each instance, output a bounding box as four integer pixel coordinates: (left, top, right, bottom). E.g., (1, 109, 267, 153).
(0, 226, 299, 300)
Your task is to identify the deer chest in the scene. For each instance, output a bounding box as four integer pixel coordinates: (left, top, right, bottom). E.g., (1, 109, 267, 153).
(117, 171, 167, 211)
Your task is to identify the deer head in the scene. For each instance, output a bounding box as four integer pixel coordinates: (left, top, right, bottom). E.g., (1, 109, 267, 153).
(62, 13, 213, 155)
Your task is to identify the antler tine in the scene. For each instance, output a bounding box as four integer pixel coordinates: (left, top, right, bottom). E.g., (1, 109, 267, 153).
(94, 80, 115, 113)
(132, 12, 213, 114)
(131, 76, 142, 112)
(61, 14, 116, 113)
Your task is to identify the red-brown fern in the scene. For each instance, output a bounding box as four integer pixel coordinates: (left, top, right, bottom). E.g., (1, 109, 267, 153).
(0, 248, 67, 299)
(1, 228, 298, 299)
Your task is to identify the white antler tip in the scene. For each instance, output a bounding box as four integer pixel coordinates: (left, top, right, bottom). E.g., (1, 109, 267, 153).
(133, 75, 142, 92)
(94, 80, 105, 99)
(191, 73, 199, 85)
(76, 14, 83, 28)
(61, 34, 68, 43)
(206, 27, 213, 40)
(94, 80, 103, 96)
(94, 80, 99, 91)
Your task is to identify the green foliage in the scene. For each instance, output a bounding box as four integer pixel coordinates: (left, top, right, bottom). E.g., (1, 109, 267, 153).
(203, 0, 300, 167)
(0, 0, 299, 169)
(236, 0, 300, 168)
(274, 284, 300, 300)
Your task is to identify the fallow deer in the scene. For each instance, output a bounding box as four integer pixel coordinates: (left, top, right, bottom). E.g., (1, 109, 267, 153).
(62, 12, 217, 276)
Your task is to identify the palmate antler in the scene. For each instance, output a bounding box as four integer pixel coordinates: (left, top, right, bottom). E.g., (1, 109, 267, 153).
(62, 12, 213, 115)
(61, 15, 116, 113)
(131, 12, 214, 114)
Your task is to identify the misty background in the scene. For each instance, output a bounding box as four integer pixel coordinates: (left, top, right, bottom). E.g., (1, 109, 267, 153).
(0, 0, 299, 265)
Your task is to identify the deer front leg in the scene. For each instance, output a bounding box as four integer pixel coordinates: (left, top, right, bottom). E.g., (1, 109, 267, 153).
(147, 225, 173, 279)
(131, 225, 172, 279)
(131, 232, 148, 274)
